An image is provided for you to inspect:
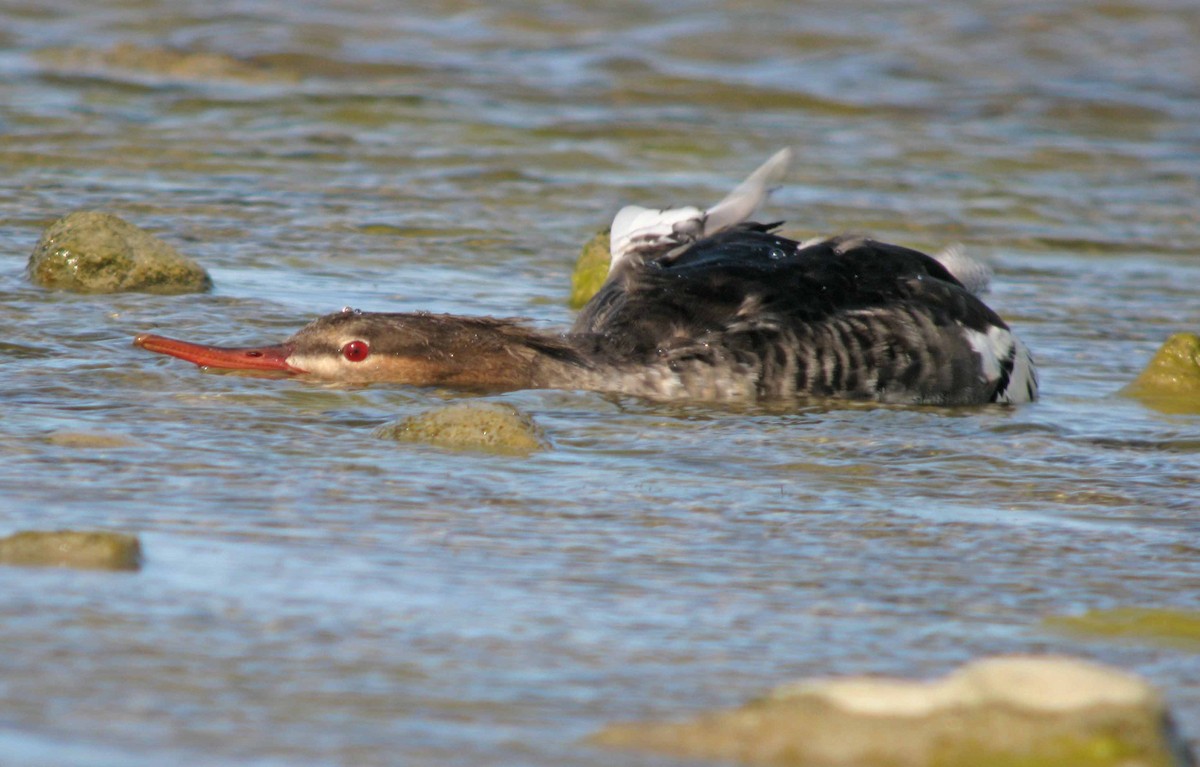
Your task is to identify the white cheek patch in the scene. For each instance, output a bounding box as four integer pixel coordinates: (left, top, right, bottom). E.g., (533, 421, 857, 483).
(288, 335, 381, 378)
(286, 352, 345, 378)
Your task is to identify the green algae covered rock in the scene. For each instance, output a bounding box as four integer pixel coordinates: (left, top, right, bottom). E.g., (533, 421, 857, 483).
(568, 229, 611, 309)
(590, 656, 1193, 767)
(28, 211, 212, 294)
(0, 530, 142, 572)
(1122, 333, 1200, 414)
(1046, 608, 1200, 652)
(373, 402, 547, 455)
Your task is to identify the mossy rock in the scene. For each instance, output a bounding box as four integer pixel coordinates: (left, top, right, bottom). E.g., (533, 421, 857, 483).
(28, 211, 212, 294)
(590, 656, 1192, 767)
(1122, 334, 1200, 414)
(0, 530, 142, 571)
(373, 402, 547, 455)
(1045, 608, 1200, 652)
(568, 229, 611, 309)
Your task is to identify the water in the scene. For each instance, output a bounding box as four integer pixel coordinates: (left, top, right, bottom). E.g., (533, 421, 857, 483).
(1, 1, 1199, 764)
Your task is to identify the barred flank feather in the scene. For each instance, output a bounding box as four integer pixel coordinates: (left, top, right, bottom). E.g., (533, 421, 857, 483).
(573, 226, 1037, 405)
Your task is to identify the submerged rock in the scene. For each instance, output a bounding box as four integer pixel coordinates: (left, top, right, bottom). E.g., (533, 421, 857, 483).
(1046, 608, 1200, 652)
(373, 402, 547, 455)
(0, 530, 142, 572)
(590, 655, 1194, 767)
(1122, 334, 1200, 414)
(28, 211, 212, 294)
(568, 229, 611, 309)
(38, 43, 299, 84)
(45, 430, 138, 449)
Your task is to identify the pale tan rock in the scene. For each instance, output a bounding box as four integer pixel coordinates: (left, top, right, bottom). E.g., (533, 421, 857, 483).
(591, 655, 1194, 767)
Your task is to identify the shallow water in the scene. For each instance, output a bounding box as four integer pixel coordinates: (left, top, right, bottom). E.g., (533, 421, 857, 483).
(1, 1, 1199, 765)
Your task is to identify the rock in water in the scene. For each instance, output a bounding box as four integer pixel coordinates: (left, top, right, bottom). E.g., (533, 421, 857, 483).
(38, 43, 299, 84)
(0, 530, 142, 571)
(373, 402, 547, 455)
(1123, 333, 1200, 414)
(568, 229, 611, 309)
(1046, 608, 1200, 652)
(28, 211, 212, 294)
(590, 655, 1195, 767)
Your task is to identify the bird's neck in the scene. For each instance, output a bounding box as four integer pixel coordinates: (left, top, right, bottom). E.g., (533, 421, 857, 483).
(368, 315, 594, 391)
(356, 314, 706, 397)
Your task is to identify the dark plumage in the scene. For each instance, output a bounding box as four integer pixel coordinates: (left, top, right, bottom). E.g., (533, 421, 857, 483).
(571, 224, 1036, 405)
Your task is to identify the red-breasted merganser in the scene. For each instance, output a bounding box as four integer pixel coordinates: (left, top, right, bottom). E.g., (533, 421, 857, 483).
(135, 150, 1037, 405)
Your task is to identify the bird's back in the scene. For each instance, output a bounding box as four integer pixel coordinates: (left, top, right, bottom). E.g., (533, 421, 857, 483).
(571, 224, 1037, 405)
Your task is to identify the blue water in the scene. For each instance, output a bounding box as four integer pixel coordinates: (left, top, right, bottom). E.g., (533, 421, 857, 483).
(0, 1, 1198, 764)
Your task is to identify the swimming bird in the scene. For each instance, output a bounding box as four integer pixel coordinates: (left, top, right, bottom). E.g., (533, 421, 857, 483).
(134, 151, 1037, 405)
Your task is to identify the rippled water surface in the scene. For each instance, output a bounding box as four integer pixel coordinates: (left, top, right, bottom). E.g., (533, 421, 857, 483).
(2, 2, 1199, 765)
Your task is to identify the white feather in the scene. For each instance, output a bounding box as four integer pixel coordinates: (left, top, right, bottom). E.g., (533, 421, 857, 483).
(935, 243, 992, 295)
(609, 148, 793, 271)
(608, 204, 705, 268)
(1002, 336, 1038, 404)
(962, 324, 1038, 403)
(963, 325, 1008, 383)
(703, 147, 793, 233)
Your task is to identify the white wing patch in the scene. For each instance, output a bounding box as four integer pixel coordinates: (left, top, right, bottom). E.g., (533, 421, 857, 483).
(962, 324, 1038, 403)
(962, 325, 1008, 383)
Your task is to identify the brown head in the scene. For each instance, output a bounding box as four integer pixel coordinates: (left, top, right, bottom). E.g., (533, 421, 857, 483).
(134, 308, 590, 390)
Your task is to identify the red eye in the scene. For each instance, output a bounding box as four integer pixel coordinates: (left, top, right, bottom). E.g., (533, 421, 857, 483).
(341, 340, 370, 362)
